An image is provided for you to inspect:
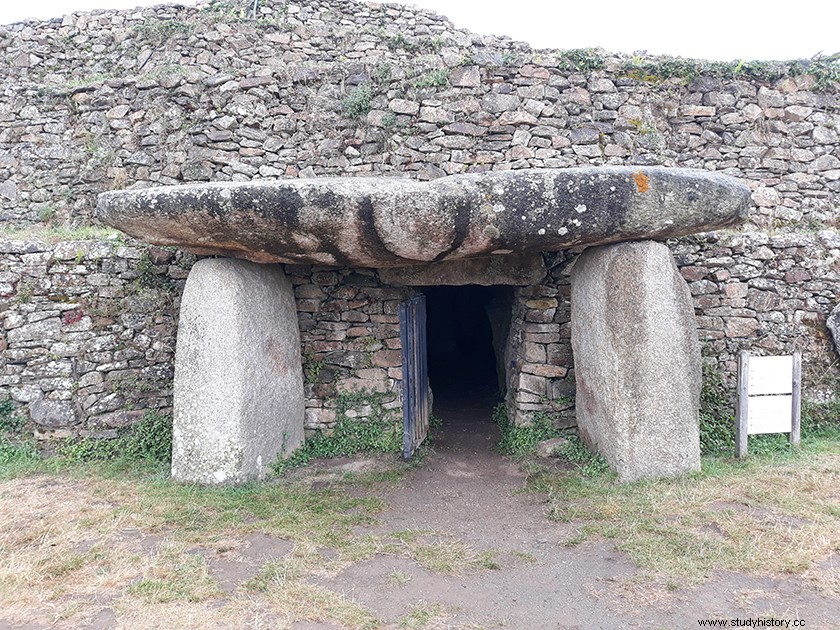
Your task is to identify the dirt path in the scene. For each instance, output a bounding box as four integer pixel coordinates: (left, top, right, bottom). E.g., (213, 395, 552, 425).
(312, 397, 839, 629)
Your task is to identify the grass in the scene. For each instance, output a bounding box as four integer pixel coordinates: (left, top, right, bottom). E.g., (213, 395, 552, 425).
(0, 445, 498, 628)
(0, 392, 836, 625)
(0, 224, 122, 242)
(534, 432, 840, 592)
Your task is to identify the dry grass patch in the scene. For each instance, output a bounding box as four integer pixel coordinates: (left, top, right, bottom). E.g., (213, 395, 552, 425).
(386, 529, 501, 574)
(0, 467, 504, 628)
(0, 477, 151, 628)
(541, 447, 840, 591)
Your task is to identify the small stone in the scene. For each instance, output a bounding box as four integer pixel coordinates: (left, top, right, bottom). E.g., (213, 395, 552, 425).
(680, 105, 716, 117)
(239, 75, 273, 88)
(536, 437, 569, 458)
(521, 363, 568, 378)
(389, 99, 419, 115)
(482, 93, 520, 113)
(751, 187, 781, 207)
(450, 66, 480, 87)
(783, 269, 811, 283)
(497, 110, 538, 125)
(29, 399, 76, 427)
(725, 317, 761, 337)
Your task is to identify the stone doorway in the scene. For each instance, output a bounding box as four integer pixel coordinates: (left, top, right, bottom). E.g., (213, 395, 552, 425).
(420, 285, 514, 426)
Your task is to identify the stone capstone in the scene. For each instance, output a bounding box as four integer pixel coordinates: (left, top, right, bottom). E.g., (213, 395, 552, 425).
(97, 167, 750, 268)
(571, 240, 702, 482)
(171, 258, 304, 485)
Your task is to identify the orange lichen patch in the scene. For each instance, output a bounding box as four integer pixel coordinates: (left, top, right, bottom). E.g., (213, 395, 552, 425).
(633, 171, 650, 193)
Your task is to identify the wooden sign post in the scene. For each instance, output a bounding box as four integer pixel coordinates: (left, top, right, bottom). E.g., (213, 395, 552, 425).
(735, 350, 802, 458)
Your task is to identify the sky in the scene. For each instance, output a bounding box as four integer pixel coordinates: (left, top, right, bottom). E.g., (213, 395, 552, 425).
(1, 0, 838, 62)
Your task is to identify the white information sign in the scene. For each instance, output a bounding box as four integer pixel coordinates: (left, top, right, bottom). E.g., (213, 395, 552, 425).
(736, 350, 801, 458)
(748, 356, 793, 395)
(747, 395, 794, 435)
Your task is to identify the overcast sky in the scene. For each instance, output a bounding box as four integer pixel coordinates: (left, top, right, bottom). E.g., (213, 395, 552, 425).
(1, 0, 838, 62)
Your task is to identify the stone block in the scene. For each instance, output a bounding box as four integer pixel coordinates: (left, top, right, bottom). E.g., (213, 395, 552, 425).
(521, 363, 568, 378)
(450, 66, 480, 87)
(172, 259, 304, 485)
(522, 342, 547, 363)
(29, 399, 76, 427)
(571, 241, 701, 482)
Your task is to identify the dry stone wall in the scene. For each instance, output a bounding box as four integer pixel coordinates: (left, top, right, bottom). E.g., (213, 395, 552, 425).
(0, 237, 187, 436)
(0, 0, 838, 436)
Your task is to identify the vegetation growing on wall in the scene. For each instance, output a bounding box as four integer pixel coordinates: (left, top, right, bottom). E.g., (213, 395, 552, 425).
(56, 410, 174, 464)
(273, 391, 402, 475)
(621, 52, 840, 88)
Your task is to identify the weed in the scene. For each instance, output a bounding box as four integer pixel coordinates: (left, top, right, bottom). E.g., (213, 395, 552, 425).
(699, 360, 735, 454)
(494, 404, 565, 460)
(0, 397, 38, 468)
(388, 569, 412, 586)
(399, 602, 444, 629)
(501, 50, 522, 66)
(272, 392, 401, 475)
(554, 435, 610, 477)
(0, 397, 19, 433)
(56, 410, 173, 464)
(557, 48, 605, 72)
(386, 32, 415, 52)
(413, 68, 448, 89)
(371, 62, 392, 85)
(303, 354, 325, 384)
(37, 205, 57, 224)
(620, 53, 840, 90)
(13, 280, 34, 304)
(343, 84, 374, 118)
(135, 251, 170, 290)
(199, 0, 247, 24)
(132, 19, 191, 46)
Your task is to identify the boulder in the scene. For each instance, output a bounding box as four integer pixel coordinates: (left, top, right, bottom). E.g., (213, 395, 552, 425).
(97, 167, 750, 268)
(171, 258, 304, 485)
(571, 240, 701, 482)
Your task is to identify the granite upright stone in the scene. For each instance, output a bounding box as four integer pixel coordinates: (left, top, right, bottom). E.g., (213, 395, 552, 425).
(571, 240, 702, 482)
(171, 258, 304, 485)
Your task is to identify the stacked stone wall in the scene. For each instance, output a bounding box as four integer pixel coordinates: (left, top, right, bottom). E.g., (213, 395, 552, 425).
(0, 237, 187, 435)
(286, 265, 411, 434)
(0, 0, 838, 435)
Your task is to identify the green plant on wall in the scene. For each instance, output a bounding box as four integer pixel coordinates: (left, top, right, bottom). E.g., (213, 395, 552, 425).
(56, 410, 173, 464)
(0, 397, 38, 467)
(272, 390, 402, 475)
(620, 53, 840, 89)
(132, 18, 192, 46)
(413, 68, 448, 89)
(302, 354, 325, 384)
(343, 84, 374, 118)
(556, 48, 605, 72)
(698, 360, 735, 454)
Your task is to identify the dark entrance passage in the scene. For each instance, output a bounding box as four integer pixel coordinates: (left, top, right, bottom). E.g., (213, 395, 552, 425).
(422, 285, 513, 439)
